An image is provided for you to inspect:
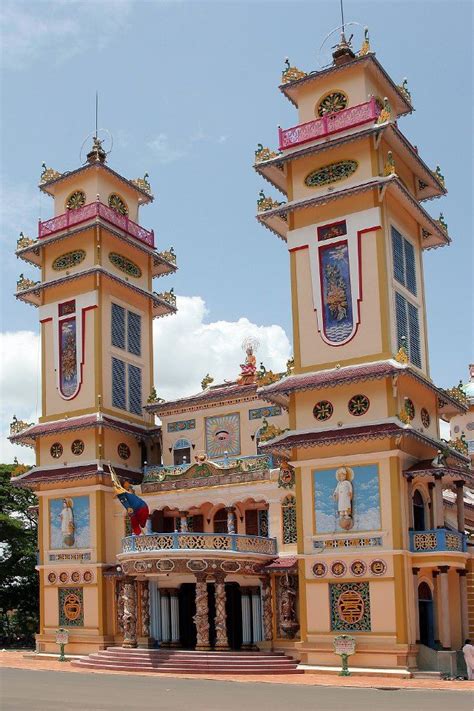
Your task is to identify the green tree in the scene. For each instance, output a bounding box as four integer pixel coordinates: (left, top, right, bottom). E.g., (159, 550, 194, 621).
(0, 463, 38, 647)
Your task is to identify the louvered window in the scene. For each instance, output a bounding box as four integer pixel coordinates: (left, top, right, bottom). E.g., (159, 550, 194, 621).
(112, 357, 126, 409)
(111, 304, 125, 349)
(391, 227, 417, 296)
(395, 292, 422, 368)
(127, 311, 141, 356)
(128, 364, 142, 415)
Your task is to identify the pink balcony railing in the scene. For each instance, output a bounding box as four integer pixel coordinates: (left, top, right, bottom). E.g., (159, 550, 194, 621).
(38, 202, 155, 248)
(278, 97, 380, 150)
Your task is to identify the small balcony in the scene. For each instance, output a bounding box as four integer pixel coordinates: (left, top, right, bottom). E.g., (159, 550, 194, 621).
(119, 532, 277, 559)
(409, 528, 467, 553)
(38, 202, 155, 248)
(278, 97, 380, 151)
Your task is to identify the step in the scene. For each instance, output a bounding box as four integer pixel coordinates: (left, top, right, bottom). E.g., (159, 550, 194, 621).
(104, 647, 286, 657)
(72, 661, 303, 675)
(411, 671, 443, 679)
(96, 652, 290, 662)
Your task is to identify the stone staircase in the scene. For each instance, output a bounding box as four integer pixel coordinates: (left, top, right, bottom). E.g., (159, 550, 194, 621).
(72, 647, 303, 675)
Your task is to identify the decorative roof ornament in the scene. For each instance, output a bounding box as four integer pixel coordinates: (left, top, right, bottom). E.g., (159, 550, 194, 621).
(158, 247, 177, 265)
(286, 356, 295, 375)
(436, 212, 448, 233)
(383, 151, 396, 176)
(449, 434, 468, 456)
(201, 373, 214, 390)
(239, 337, 259, 385)
(394, 337, 409, 364)
(257, 189, 283, 212)
(155, 288, 176, 308)
(17, 232, 36, 250)
(331, 30, 356, 65)
(398, 409, 411, 425)
(255, 144, 280, 163)
(16, 274, 39, 291)
(359, 27, 372, 56)
(397, 78, 412, 104)
(131, 172, 152, 195)
(147, 387, 164, 405)
(257, 362, 281, 386)
(10, 415, 33, 437)
(259, 417, 287, 443)
(281, 57, 307, 84)
(40, 162, 62, 185)
(86, 136, 107, 164)
(443, 380, 468, 407)
(432, 165, 446, 188)
(376, 97, 393, 124)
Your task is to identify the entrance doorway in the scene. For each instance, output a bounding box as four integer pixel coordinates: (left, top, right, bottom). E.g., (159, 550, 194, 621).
(418, 581, 435, 648)
(178, 582, 243, 650)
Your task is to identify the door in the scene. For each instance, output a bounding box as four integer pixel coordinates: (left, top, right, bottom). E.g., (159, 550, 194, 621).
(178, 583, 196, 649)
(418, 582, 435, 648)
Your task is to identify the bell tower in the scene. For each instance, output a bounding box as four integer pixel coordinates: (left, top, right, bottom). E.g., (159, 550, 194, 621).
(11, 136, 177, 652)
(256, 30, 469, 671)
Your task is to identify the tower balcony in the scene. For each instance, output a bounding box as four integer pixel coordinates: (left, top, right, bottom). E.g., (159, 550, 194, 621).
(278, 97, 380, 151)
(409, 528, 467, 554)
(118, 532, 277, 562)
(38, 202, 155, 248)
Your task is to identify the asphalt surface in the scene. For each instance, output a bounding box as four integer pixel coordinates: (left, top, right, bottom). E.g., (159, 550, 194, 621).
(1, 668, 473, 711)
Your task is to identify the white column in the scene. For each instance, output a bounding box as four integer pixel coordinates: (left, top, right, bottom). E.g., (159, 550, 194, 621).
(434, 475, 444, 528)
(458, 570, 469, 644)
(455, 481, 466, 533)
(160, 591, 171, 645)
(241, 591, 252, 647)
(412, 568, 420, 643)
(251, 590, 263, 643)
(439, 566, 451, 649)
(150, 582, 161, 642)
(407, 476, 414, 530)
(170, 591, 180, 646)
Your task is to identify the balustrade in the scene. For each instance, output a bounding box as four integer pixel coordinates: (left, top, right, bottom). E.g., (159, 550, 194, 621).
(121, 531, 277, 556)
(409, 528, 466, 553)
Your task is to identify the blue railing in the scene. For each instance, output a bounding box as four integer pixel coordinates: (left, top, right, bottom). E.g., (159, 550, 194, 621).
(409, 528, 467, 553)
(121, 531, 277, 556)
(144, 454, 275, 481)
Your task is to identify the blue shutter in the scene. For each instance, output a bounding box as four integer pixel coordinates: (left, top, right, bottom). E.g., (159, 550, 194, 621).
(391, 227, 405, 286)
(127, 311, 141, 356)
(112, 357, 126, 409)
(404, 238, 417, 296)
(111, 304, 125, 350)
(128, 364, 142, 415)
(407, 302, 422, 368)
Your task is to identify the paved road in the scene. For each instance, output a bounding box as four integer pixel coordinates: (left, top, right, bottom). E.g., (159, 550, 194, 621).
(1, 668, 472, 711)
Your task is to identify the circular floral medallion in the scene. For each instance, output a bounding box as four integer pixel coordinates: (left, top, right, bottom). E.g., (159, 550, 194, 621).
(108, 193, 128, 215)
(50, 442, 63, 459)
(404, 398, 415, 420)
(337, 589, 364, 624)
(467, 422, 474, 431)
(421, 408, 430, 428)
(370, 559, 387, 576)
(82, 570, 93, 583)
(48, 572, 57, 584)
(313, 400, 334, 421)
(71, 439, 84, 456)
(52, 250, 86, 271)
(66, 190, 86, 210)
(331, 560, 347, 577)
(350, 560, 367, 577)
(71, 571, 80, 583)
(109, 252, 142, 278)
(118, 443, 130, 460)
(63, 592, 82, 621)
(348, 394, 370, 416)
(312, 562, 327, 577)
(305, 160, 358, 188)
(59, 571, 69, 584)
(317, 91, 347, 117)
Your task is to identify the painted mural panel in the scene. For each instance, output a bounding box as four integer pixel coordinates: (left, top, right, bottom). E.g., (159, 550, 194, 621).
(330, 581, 371, 632)
(320, 241, 354, 344)
(58, 587, 84, 627)
(49, 496, 90, 549)
(205, 413, 241, 457)
(59, 317, 78, 397)
(248, 405, 282, 420)
(313, 464, 381, 533)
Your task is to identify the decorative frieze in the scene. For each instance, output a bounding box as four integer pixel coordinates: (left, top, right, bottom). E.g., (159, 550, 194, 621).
(167, 419, 196, 432)
(248, 405, 282, 420)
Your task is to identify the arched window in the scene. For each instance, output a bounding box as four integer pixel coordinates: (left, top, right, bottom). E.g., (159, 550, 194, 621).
(413, 489, 426, 531)
(282, 495, 297, 544)
(173, 438, 191, 465)
(213, 508, 228, 534)
(418, 581, 434, 648)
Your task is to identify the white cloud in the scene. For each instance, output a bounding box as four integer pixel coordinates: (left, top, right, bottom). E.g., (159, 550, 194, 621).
(0, 0, 133, 70)
(1, 296, 291, 464)
(148, 133, 187, 165)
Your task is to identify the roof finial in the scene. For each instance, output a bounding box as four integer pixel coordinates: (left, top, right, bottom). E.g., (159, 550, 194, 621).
(95, 90, 99, 140)
(332, 0, 355, 66)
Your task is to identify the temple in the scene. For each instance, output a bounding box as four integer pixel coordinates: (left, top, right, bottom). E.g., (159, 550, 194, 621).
(9, 28, 474, 676)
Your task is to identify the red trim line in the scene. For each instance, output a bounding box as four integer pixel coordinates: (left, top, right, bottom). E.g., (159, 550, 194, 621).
(288, 244, 309, 253)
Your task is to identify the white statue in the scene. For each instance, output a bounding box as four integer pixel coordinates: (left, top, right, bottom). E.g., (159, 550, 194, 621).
(59, 498, 75, 546)
(462, 643, 474, 680)
(333, 466, 354, 530)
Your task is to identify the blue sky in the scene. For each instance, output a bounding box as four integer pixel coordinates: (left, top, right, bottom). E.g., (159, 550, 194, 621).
(1, 0, 472, 398)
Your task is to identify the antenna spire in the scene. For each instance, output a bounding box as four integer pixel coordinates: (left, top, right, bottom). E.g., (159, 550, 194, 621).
(340, 0, 345, 33)
(95, 91, 98, 139)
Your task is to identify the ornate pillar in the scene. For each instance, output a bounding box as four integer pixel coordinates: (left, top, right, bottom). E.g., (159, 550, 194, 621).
(115, 579, 125, 635)
(428, 482, 435, 529)
(251, 587, 263, 643)
(138, 580, 151, 640)
(194, 575, 210, 650)
(122, 578, 138, 648)
(226, 507, 236, 534)
(214, 575, 229, 650)
(432, 571, 440, 647)
(260, 576, 273, 642)
(438, 566, 451, 649)
(241, 589, 252, 649)
(407, 476, 414, 530)
(179, 511, 189, 533)
(434, 474, 444, 528)
(457, 569, 470, 644)
(169, 589, 180, 647)
(160, 589, 171, 646)
(455, 481, 465, 533)
(412, 567, 420, 644)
